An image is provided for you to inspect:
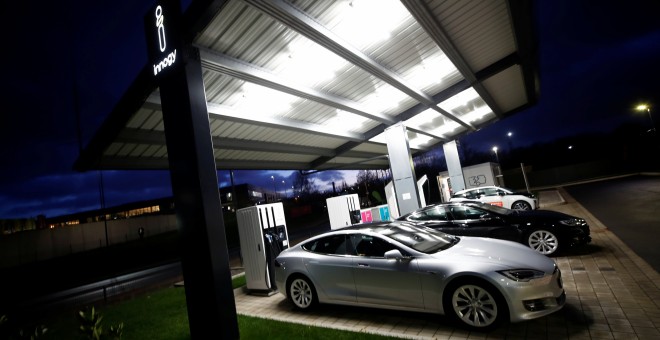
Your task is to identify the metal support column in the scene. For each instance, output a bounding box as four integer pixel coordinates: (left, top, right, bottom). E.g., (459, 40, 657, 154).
(442, 141, 465, 193)
(160, 46, 239, 339)
(147, 1, 238, 337)
(384, 123, 421, 216)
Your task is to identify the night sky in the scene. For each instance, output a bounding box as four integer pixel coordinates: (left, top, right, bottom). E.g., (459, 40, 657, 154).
(1, 1, 659, 219)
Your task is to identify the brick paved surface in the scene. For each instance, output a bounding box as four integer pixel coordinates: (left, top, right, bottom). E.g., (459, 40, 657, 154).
(233, 188, 660, 339)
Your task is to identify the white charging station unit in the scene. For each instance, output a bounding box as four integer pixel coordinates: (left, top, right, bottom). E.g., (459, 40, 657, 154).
(385, 181, 400, 219)
(236, 202, 289, 294)
(326, 194, 361, 230)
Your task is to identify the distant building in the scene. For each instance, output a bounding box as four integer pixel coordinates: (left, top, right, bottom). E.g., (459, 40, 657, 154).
(1, 184, 276, 234)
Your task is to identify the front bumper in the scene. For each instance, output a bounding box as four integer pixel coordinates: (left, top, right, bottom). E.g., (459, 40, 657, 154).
(505, 267, 566, 322)
(568, 224, 591, 247)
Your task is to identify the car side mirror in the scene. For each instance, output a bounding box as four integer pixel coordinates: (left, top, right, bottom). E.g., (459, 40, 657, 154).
(384, 249, 410, 261)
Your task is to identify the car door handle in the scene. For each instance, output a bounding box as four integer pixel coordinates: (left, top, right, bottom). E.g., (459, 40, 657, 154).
(357, 263, 369, 267)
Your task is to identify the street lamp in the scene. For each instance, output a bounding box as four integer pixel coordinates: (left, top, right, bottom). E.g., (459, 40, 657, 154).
(282, 180, 286, 198)
(270, 175, 277, 201)
(635, 104, 656, 132)
(492, 146, 500, 164)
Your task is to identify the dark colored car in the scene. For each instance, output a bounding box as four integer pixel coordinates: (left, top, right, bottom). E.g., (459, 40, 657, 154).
(396, 201, 591, 256)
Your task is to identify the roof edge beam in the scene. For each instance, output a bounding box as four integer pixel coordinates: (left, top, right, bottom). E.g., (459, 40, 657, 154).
(206, 103, 365, 142)
(142, 94, 366, 142)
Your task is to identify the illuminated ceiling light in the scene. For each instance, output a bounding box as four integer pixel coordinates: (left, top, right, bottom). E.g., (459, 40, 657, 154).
(331, 0, 410, 50)
(462, 105, 493, 122)
(361, 85, 407, 113)
(439, 88, 481, 112)
(432, 121, 460, 135)
(403, 108, 440, 130)
(408, 133, 433, 149)
(407, 54, 458, 89)
(234, 83, 295, 117)
(276, 39, 346, 86)
(324, 110, 368, 131)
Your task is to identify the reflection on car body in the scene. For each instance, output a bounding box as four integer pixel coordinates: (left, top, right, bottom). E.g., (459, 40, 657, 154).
(274, 223, 565, 331)
(397, 201, 591, 256)
(397, 201, 591, 255)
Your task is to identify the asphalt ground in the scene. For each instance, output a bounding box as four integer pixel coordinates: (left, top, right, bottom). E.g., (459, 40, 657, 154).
(564, 174, 660, 273)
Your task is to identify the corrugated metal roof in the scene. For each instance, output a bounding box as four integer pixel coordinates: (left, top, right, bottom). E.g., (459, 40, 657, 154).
(75, 0, 538, 172)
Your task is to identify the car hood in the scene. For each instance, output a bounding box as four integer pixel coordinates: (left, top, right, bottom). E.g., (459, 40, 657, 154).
(433, 236, 556, 272)
(510, 209, 576, 221)
(511, 191, 535, 198)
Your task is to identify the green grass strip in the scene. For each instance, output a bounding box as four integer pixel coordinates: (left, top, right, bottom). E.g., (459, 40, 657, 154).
(22, 275, 399, 339)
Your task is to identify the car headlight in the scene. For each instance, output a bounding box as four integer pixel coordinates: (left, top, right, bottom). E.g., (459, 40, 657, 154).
(559, 218, 584, 227)
(498, 269, 546, 282)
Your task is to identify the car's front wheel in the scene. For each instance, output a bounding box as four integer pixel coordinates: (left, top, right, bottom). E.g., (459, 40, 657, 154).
(511, 200, 532, 210)
(527, 229, 560, 255)
(287, 275, 317, 310)
(444, 279, 507, 331)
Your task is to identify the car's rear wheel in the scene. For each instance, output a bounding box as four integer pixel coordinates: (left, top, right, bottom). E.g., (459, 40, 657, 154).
(511, 200, 531, 210)
(287, 275, 317, 310)
(527, 229, 560, 255)
(444, 279, 507, 331)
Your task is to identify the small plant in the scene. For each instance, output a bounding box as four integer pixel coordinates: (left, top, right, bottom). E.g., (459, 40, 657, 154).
(108, 322, 124, 340)
(77, 306, 125, 340)
(78, 307, 103, 340)
(16, 324, 48, 339)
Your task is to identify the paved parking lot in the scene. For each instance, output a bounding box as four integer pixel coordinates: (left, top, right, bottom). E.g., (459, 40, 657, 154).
(233, 188, 660, 339)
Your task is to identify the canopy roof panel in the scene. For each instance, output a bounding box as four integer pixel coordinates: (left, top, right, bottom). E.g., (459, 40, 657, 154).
(75, 0, 537, 172)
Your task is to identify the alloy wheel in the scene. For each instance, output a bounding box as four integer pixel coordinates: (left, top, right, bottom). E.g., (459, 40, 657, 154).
(289, 277, 314, 309)
(511, 201, 531, 210)
(528, 230, 559, 255)
(451, 284, 498, 328)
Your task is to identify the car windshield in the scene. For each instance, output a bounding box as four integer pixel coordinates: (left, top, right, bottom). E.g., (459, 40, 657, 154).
(376, 224, 459, 254)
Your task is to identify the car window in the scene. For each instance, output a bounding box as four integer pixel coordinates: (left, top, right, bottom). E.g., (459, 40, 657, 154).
(482, 188, 498, 196)
(407, 206, 449, 221)
(448, 205, 487, 220)
(469, 202, 512, 215)
(350, 234, 397, 258)
(302, 235, 348, 255)
(464, 190, 479, 199)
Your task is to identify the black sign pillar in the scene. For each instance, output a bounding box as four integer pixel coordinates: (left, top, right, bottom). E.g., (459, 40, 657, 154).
(145, 1, 239, 338)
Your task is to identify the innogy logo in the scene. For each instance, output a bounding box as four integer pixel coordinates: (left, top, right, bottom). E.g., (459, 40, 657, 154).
(153, 5, 177, 76)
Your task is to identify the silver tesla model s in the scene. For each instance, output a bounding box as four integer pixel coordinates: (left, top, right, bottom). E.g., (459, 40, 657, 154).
(274, 222, 565, 330)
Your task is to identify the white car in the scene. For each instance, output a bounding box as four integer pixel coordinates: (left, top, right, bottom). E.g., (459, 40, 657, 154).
(450, 186, 538, 210)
